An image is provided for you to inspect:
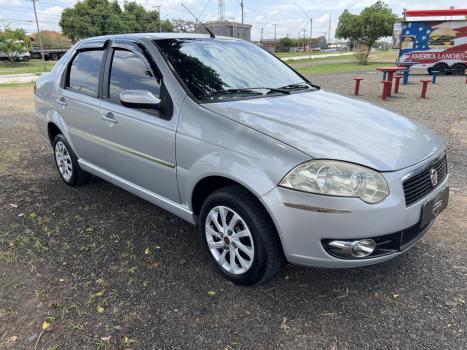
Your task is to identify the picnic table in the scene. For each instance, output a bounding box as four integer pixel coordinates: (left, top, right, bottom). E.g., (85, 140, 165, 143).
(376, 67, 401, 97)
(396, 62, 418, 84)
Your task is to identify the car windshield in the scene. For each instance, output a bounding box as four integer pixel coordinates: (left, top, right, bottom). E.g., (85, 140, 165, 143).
(155, 38, 311, 101)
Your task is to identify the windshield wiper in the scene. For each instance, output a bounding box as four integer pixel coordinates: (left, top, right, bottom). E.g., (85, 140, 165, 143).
(279, 81, 320, 90)
(199, 87, 290, 100)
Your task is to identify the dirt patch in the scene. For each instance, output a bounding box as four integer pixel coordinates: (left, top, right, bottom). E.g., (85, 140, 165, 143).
(450, 120, 467, 146)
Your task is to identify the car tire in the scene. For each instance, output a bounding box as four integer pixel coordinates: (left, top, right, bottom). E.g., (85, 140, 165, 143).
(451, 63, 465, 75)
(199, 185, 283, 285)
(432, 63, 449, 75)
(53, 134, 90, 186)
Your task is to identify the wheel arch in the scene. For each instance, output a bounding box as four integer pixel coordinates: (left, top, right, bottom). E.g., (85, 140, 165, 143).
(191, 175, 286, 254)
(47, 122, 62, 144)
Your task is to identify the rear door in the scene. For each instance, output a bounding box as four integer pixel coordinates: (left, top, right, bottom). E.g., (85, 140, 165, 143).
(57, 43, 108, 166)
(97, 40, 179, 202)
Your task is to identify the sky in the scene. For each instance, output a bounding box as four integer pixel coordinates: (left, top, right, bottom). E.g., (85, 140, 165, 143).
(0, 0, 466, 41)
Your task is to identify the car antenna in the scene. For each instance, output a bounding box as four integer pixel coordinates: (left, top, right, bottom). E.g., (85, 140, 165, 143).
(181, 3, 215, 38)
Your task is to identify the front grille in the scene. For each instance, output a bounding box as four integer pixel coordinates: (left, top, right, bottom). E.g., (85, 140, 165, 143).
(400, 223, 423, 248)
(403, 154, 447, 206)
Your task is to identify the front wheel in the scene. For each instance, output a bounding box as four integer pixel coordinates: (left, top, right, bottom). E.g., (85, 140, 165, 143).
(53, 134, 90, 186)
(199, 186, 283, 285)
(432, 63, 448, 75)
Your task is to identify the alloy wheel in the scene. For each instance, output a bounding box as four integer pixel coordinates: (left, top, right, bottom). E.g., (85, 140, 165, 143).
(205, 206, 255, 275)
(55, 141, 73, 181)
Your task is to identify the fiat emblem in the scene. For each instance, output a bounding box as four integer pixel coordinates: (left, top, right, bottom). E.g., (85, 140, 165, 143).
(430, 168, 438, 187)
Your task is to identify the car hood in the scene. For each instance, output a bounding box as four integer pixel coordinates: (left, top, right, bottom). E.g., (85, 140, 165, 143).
(202, 90, 443, 171)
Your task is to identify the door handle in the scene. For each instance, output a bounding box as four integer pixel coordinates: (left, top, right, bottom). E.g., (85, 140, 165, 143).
(57, 97, 67, 107)
(101, 112, 118, 123)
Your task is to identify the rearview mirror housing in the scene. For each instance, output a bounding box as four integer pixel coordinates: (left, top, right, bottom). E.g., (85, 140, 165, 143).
(120, 90, 161, 109)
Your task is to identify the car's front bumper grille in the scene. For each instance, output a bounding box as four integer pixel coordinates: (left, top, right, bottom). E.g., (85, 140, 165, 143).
(403, 153, 447, 206)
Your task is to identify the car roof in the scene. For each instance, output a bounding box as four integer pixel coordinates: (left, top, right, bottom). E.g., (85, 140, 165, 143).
(80, 32, 241, 42)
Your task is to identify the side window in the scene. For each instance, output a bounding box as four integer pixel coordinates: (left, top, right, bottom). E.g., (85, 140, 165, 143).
(108, 49, 161, 104)
(67, 50, 104, 96)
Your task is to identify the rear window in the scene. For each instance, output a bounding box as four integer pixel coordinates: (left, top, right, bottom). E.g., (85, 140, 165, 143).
(68, 50, 104, 96)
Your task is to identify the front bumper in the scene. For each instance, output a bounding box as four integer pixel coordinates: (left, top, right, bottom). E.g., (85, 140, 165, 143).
(261, 158, 449, 268)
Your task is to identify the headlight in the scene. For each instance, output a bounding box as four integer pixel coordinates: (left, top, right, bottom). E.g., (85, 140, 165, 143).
(279, 160, 389, 204)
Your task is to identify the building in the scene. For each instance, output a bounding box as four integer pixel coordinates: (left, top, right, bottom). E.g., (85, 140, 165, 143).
(196, 20, 252, 41)
(259, 39, 278, 52)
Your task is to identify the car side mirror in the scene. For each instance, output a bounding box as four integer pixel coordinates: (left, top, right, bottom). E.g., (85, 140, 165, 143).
(120, 90, 161, 109)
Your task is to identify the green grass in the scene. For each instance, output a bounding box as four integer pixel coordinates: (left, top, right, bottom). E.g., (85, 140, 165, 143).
(295, 61, 389, 75)
(0, 59, 55, 75)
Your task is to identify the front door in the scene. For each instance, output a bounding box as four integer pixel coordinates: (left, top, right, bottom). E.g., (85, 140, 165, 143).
(97, 41, 179, 203)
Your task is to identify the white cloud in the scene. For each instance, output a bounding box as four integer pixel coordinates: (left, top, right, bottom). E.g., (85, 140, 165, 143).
(41, 6, 64, 16)
(0, 0, 20, 5)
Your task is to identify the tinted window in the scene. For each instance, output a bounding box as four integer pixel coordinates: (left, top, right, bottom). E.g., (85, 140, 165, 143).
(68, 50, 104, 96)
(156, 39, 306, 100)
(108, 49, 160, 103)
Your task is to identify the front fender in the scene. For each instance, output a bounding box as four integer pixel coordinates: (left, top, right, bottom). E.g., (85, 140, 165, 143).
(176, 98, 309, 210)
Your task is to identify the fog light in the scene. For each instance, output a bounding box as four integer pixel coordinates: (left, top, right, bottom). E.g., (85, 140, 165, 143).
(326, 238, 376, 258)
(351, 239, 376, 257)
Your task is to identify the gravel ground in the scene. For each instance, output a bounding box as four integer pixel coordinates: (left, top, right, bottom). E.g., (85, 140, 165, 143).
(0, 73, 465, 350)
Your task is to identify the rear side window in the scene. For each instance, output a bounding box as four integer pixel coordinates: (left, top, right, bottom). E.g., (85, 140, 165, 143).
(108, 49, 160, 104)
(67, 50, 104, 96)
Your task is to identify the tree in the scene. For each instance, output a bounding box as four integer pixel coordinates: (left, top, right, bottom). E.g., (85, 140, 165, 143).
(0, 27, 32, 63)
(172, 19, 196, 33)
(335, 1, 396, 64)
(59, 0, 173, 41)
(31, 31, 71, 49)
(121, 2, 172, 33)
(278, 37, 294, 52)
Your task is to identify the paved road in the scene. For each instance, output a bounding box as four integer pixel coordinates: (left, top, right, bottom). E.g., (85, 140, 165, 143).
(0, 73, 38, 84)
(0, 74, 465, 349)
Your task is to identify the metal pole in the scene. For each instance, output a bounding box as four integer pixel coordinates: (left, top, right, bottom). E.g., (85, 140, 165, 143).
(31, 0, 47, 71)
(310, 18, 312, 51)
(240, 0, 244, 24)
(274, 23, 277, 51)
(155, 5, 161, 33)
(303, 29, 306, 50)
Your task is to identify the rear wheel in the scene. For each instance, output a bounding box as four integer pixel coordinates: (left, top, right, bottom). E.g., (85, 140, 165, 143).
(432, 63, 449, 75)
(50, 52, 59, 61)
(199, 185, 283, 285)
(53, 134, 90, 186)
(451, 63, 465, 75)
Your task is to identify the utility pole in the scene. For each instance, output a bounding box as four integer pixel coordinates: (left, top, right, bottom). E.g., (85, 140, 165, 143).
(273, 23, 277, 51)
(154, 5, 161, 32)
(240, 0, 244, 24)
(303, 29, 306, 51)
(328, 13, 332, 47)
(260, 27, 263, 46)
(294, 3, 312, 52)
(31, 0, 46, 71)
(309, 18, 312, 49)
